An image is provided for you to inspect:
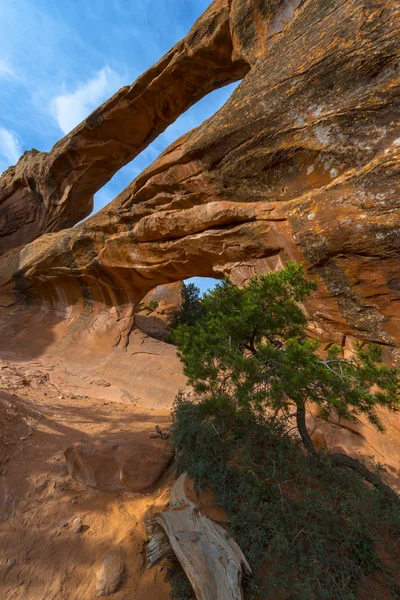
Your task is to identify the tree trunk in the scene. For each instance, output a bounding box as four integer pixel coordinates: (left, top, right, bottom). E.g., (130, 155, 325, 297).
(329, 452, 400, 505)
(296, 406, 400, 505)
(145, 473, 251, 600)
(296, 405, 318, 458)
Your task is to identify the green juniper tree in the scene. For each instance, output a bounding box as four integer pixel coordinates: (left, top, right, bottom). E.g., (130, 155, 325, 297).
(147, 299, 159, 313)
(172, 262, 400, 502)
(170, 282, 204, 331)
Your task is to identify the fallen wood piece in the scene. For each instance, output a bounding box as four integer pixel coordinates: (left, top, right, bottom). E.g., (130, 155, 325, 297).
(146, 473, 251, 600)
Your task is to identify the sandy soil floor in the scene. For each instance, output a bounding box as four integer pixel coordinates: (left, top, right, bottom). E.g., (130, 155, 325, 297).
(0, 381, 175, 599)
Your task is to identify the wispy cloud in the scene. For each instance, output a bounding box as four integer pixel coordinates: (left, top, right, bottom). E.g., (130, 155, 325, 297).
(1, 0, 234, 217)
(0, 126, 22, 166)
(0, 59, 16, 79)
(51, 66, 122, 134)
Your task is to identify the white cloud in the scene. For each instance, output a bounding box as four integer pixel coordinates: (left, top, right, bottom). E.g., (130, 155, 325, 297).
(0, 59, 16, 79)
(51, 66, 122, 135)
(0, 127, 22, 165)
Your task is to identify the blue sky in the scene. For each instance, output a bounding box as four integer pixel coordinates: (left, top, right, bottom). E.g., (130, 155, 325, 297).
(0, 0, 238, 292)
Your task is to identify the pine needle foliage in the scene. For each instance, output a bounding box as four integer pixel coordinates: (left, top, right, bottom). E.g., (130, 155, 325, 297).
(170, 262, 400, 598)
(172, 398, 400, 599)
(170, 282, 204, 334)
(172, 263, 399, 459)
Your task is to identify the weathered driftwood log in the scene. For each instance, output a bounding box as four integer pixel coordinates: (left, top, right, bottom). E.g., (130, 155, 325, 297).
(146, 473, 251, 600)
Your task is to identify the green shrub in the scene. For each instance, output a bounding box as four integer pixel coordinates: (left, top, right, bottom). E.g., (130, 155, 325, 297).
(172, 396, 400, 599)
(168, 282, 204, 341)
(168, 565, 195, 600)
(172, 262, 399, 499)
(147, 299, 159, 313)
(170, 262, 400, 598)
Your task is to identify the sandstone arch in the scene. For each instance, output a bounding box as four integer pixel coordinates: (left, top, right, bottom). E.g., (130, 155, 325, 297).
(0, 0, 399, 486)
(1, 0, 399, 352)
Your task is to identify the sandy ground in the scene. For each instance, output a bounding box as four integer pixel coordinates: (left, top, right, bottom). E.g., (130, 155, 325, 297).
(1, 332, 398, 600)
(0, 380, 175, 600)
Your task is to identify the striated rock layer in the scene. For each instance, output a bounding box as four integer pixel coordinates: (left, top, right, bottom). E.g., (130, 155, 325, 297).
(0, 0, 252, 255)
(0, 0, 399, 478)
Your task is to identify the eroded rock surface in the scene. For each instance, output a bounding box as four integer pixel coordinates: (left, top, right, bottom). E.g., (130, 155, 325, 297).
(65, 436, 174, 493)
(0, 0, 399, 480)
(0, 0, 252, 255)
(135, 282, 183, 340)
(1, 0, 399, 355)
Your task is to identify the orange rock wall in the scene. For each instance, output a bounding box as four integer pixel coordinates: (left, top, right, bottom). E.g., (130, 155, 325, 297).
(1, 0, 399, 356)
(0, 0, 399, 480)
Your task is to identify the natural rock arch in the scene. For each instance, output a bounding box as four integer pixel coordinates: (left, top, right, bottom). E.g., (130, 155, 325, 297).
(0, 0, 399, 484)
(1, 0, 399, 358)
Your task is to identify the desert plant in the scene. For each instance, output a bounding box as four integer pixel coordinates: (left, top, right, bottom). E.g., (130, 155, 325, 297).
(147, 299, 159, 313)
(168, 565, 195, 600)
(169, 282, 204, 340)
(171, 396, 400, 599)
(172, 262, 400, 501)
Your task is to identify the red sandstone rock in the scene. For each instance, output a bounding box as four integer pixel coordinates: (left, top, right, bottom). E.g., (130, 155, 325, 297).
(71, 517, 82, 534)
(0, 0, 399, 486)
(0, 0, 250, 255)
(135, 282, 183, 339)
(65, 436, 173, 493)
(96, 550, 124, 597)
(1, 0, 398, 357)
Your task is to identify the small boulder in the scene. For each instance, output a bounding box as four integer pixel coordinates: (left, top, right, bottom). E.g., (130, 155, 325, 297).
(65, 442, 120, 491)
(96, 550, 124, 597)
(71, 516, 82, 533)
(65, 433, 173, 493)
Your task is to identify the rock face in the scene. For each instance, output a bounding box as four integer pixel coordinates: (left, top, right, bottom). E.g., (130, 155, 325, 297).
(0, 0, 399, 355)
(135, 282, 183, 340)
(65, 436, 174, 493)
(0, 1, 399, 472)
(0, 0, 250, 256)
